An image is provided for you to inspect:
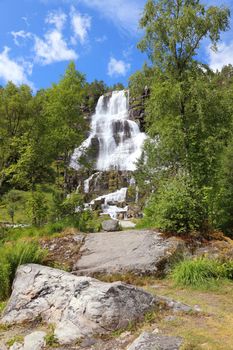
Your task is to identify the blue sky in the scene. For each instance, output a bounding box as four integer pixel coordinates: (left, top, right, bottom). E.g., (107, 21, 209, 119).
(0, 0, 233, 91)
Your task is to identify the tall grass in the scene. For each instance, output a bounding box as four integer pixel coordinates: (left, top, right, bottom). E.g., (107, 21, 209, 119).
(171, 257, 233, 288)
(0, 258, 10, 300)
(0, 241, 46, 300)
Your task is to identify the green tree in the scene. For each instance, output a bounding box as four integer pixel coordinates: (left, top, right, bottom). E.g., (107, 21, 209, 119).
(84, 80, 108, 113)
(44, 62, 87, 183)
(27, 191, 48, 227)
(0, 83, 33, 191)
(135, 0, 231, 233)
(139, 0, 229, 76)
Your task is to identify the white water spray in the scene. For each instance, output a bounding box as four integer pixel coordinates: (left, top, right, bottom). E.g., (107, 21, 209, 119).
(70, 90, 146, 171)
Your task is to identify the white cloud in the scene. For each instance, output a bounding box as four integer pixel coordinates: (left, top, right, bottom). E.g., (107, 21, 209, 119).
(77, 0, 144, 34)
(208, 42, 233, 71)
(108, 57, 131, 77)
(11, 30, 32, 46)
(0, 47, 33, 86)
(21, 16, 30, 27)
(34, 10, 78, 65)
(46, 10, 67, 31)
(34, 31, 78, 65)
(70, 6, 91, 45)
(95, 35, 107, 43)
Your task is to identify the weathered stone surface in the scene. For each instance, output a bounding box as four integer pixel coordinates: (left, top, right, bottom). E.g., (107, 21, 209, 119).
(127, 332, 183, 350)
(155, 296, 194, 313)
(2, 264, 155, 345)
(119, 220, 136, 229)
(194, 239, 233, 260)
(102, 219, 120, 232)
(9, 344, 22, 350)
(74, 230, 186, 276)
(24, 331, 46, 350)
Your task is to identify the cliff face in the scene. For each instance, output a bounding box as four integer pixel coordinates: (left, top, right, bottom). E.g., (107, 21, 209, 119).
(129, 86, 150, 132)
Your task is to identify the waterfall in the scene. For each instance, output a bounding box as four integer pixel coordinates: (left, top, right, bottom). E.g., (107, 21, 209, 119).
(89, 188, 128, 219)
(84, 172, 100, 193)
(70, 90, 146, 171)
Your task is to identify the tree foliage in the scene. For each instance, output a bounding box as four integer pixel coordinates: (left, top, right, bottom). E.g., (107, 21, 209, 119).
(135, 0, 232, 234)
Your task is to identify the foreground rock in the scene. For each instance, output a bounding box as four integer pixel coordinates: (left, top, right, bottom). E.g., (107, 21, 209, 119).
(74, 230, 186, 276)
(127, 332, 183, 350)
(9, 331, 46, 350)
(2, 264, 155, 345)
(102, 219, 120, 232)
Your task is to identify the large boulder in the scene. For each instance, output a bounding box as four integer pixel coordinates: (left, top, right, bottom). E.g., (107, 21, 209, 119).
(127, 332, 183, 350)
(102, 219, 120, 232)
(1, 264, 155, 345)
(73, 230, 186, 276)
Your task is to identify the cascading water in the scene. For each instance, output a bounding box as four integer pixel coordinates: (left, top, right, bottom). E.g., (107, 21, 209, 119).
(70, 90, 146, 171)
(70, 90, 146, 220)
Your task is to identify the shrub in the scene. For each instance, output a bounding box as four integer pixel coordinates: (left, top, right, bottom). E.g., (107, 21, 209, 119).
(141, 175, 209, 234)
(171, 257, 230, 288)
(75, 210, 102, 233)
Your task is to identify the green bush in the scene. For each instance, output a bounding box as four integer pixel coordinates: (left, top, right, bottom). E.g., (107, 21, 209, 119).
(141, 175, 208, 234)
(0, 241, 46, 299)
(171, 258, 231, 288)
(78, 210, 102, 232)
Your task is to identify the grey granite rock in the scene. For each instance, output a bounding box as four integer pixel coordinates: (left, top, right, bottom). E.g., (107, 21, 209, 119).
(9, 344, 22, 350)
(127, 332, 183, 350)
(102, 219, 120, 232)
(73, 230, 186, 276)
(24, 331, 46, 350)
(2, 264, 155, 345)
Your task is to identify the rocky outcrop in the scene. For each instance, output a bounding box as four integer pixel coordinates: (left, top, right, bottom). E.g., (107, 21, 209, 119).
(128, 86, 150, 132)
(73, 230, 187, 277)
(2, 264, 156, 345)
(127, 332, 183, 350)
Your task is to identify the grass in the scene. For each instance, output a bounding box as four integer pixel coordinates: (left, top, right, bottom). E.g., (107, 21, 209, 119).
(144, 278, 233, 350)
(0, 241, 47, 301)
(0, 187, 54, 225)
(171, 257, 233, 289)
(44, 325, 59, 347)
(6, 335, 24, 347)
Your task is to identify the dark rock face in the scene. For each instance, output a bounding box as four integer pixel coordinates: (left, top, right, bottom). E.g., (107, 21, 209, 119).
(112, 120, 132, 145)
(127, 332, 183, 350)
(128, 87, 150, 132)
